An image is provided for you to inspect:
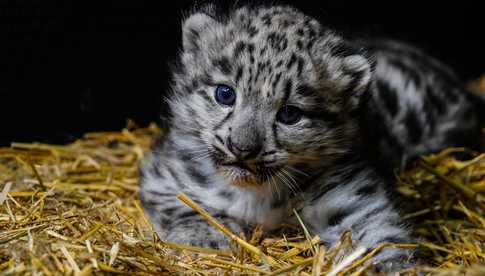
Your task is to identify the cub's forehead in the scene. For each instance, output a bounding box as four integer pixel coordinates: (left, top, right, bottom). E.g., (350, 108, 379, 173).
(228, 6, 323, 51)
(203, 6, 324, 98)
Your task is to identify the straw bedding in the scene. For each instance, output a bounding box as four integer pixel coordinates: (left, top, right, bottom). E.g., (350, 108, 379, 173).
(1, 78, 484, 275)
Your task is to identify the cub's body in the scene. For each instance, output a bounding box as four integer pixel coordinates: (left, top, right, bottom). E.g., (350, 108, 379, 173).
(140, 4, 484, 271)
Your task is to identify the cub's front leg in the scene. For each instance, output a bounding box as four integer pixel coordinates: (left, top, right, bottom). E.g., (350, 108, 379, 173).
(142, 188, 246, 249)
(140, 154, 246, 249)
(163, 205, 245, 249)
(301, 165, 417, 272)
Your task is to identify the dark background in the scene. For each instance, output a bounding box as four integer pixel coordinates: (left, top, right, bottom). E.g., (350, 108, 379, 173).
(1, 0, 483, 146)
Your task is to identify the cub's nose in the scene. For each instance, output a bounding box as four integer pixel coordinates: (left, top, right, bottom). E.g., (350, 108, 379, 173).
(227, 136, 262, 160)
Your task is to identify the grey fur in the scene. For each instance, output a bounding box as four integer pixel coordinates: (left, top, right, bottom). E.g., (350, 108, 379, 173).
(140, 4, 484, 272)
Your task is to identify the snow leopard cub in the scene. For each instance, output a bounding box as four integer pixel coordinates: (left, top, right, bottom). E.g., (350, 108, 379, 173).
(140, 4, 484, 271)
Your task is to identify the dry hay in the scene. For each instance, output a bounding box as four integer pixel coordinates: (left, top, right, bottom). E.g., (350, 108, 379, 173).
(1, 79, 484, 275)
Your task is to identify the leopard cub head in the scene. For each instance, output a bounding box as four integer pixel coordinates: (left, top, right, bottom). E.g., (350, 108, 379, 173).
(168, 5, 373, 188)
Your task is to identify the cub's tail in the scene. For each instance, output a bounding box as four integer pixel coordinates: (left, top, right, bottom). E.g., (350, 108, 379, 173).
(466, 89, 485, 151)
(467, 89, 485, 125)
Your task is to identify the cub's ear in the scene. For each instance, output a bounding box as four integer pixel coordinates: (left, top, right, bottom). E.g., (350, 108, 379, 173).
(182, 11, 219, 53)
(339, 52, 374, 109)
(310, 36, 374, 109)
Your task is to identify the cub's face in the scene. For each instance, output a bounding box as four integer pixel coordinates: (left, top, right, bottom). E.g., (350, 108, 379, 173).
(169, 5, 372, 189)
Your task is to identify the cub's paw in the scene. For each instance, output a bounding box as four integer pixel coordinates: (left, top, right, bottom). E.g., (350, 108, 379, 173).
(164, 221, 245, 250)
(371, 248, 419, 273)
(166, 228, 230, 249)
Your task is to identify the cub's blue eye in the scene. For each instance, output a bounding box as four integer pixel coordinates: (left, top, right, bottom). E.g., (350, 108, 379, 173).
(276, 105, 302, 125)
(215, 84, 236, 106)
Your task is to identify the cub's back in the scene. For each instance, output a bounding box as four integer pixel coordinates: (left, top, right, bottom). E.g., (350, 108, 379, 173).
(360, 39, 485, 171)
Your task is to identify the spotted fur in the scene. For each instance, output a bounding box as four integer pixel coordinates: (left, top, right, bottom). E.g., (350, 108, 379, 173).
(140, 4, 484, 272)
(360, 39, 485, 172)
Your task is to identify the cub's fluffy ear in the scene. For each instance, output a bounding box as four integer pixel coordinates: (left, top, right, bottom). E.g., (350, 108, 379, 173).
(310, 36, 374, 110)
(182, 10, 219, 53)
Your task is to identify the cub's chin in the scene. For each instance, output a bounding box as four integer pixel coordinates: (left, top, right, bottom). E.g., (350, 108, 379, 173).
(216, 163, 264, 188)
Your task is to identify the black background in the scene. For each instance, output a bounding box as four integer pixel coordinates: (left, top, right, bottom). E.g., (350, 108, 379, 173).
(1, 0, 483, 146)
